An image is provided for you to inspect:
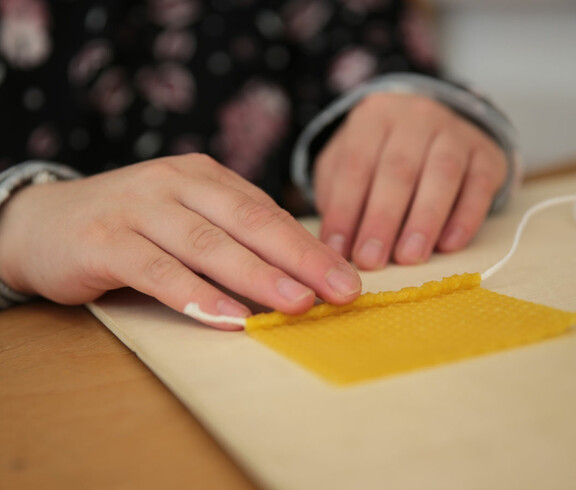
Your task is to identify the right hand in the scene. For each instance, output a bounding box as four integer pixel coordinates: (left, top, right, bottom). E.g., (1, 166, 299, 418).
(0, 154, 361, 329)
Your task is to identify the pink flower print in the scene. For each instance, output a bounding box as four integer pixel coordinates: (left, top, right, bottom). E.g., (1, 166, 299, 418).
(282, 0, 332, 42)
(69, 40, 113, 85)
(338, 0, 389, 14)
(153, 30, 195, 61)
(401, 6, 438, 69)
(91, 67, 133, 116)
(0, 0, 51, 69)
(329, 47, 377, 93)
(147, 0, 200, 29)
(218, 81, 289, 181)
(137, 63, 195, 113)
(27, 123, 59, 158)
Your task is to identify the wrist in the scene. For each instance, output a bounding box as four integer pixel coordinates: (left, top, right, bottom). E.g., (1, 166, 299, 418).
(0, 162, 82, 308)
(0, 184, 44, 301)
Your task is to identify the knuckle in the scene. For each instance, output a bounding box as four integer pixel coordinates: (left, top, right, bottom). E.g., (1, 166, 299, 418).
(469, 124, 498, 148)
(475, 173, 498, 197)
(455, 203, 486, 231)
(352, 92, 406, 123)
(363, 206, 400, 234)
(192, 152, 220, 171)
(410, 206, 445, 234)
(130, 158, 185, 191)
(147, 158, 185, 178)
(450, 218, 474, 240)
(355, 92, 393, 114)
(433, 152, 464, 181)
(410, 95, 448, 118)
(138, 153, 221, 182)
(77, 220, 121, 277)
(490, 153, 509, 188)
(470, 135, 508, 185)
(384, 153, 419, 184)
(80, 214, 121, 247)
(291, 241, 321, 271)
(143, 255, 182, 285)
(471, 165, 501, 197)
(377, 209, 401, 231)
(341, 149, 373, 180)
(244, 261, 273, 288)
(234, 198, 293, 233)
(188, 223, 227, 256)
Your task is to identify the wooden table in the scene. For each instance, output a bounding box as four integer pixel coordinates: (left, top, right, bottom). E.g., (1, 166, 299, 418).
(1, 161, 575, 490)
(0, 300, 258, 489)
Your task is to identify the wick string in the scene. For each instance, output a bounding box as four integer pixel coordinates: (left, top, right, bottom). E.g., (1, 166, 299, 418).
(481, 194, 576, 281)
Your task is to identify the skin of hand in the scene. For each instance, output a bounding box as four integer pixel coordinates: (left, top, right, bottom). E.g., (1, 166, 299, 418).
(314, 92, 508, 270)
(0, 154, 361, 330)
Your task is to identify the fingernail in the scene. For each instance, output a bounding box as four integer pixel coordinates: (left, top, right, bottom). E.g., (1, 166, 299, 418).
(326, 233, 346, 255)
(217, 299, 251, 319)
(326, 264, 361, 297)
(401, 232, 427, 263)
(357, 238, 385, 269)
(442, 226, 466, 251)
(277, 277, 314, 303)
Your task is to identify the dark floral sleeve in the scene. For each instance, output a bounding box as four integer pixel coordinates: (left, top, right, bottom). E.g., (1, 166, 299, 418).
(0, 0, 479, 212)
(283, 0, 438, 116)
(278, 1, 517, 213)
(254, 0, 442, 208)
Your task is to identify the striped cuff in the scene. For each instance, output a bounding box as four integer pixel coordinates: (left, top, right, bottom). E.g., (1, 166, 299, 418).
(0, 161, 83, 309)
(291, 72, 520, 213)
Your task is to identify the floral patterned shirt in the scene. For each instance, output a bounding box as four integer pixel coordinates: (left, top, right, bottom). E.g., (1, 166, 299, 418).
(0, 0, 438, 208)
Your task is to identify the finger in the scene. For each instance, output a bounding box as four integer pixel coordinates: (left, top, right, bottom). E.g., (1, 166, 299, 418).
(180, 153, 277, 207)
(134, 202, 319, 315)
(314, 125, 344, 214)
(393, 130, 468, 265)
(350, 120, 436, 270)
(98, 230, 251, 331)
(437, 147, 507, 252)
(176, 180, 362, 305)
(316, 103, 391, 259)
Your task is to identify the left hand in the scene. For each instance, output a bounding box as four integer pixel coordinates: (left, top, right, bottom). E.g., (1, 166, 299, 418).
(314, 92, 508, 270)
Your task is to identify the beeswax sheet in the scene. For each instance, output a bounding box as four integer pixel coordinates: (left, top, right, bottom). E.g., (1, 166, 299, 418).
(88, 173, 576, 490)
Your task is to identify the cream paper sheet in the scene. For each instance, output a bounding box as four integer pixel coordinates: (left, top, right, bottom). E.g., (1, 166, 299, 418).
(87, 174, 576, 490)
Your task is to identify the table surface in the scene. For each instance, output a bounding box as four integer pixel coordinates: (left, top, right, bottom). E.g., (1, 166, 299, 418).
(1, 161, 575, 490)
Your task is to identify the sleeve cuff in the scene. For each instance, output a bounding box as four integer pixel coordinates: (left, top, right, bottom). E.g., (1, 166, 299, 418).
(291, 72, 521, 213)
(0, 160, 83, 204)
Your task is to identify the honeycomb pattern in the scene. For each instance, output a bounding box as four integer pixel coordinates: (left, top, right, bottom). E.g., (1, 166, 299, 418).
(245, 274, 576, 385)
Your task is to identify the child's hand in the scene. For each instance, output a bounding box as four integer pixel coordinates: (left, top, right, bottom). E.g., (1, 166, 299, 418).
(0, 155, 361, 329)
(314, 92, 508, 270)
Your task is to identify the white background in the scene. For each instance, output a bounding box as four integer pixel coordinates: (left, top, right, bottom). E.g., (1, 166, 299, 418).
(434, 0, 576, 173)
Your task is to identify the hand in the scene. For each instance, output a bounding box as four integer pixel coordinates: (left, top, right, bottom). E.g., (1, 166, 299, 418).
(314, 92, 508, 270)
(0, 155, 361, 329)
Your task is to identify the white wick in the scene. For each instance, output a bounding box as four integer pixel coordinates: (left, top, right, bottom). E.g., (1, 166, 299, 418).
(183, 303, 248, 327)
(482, 194, 576, 281)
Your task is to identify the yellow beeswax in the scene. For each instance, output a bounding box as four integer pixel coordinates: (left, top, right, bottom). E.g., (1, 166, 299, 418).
(246, 274, 576, 385)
